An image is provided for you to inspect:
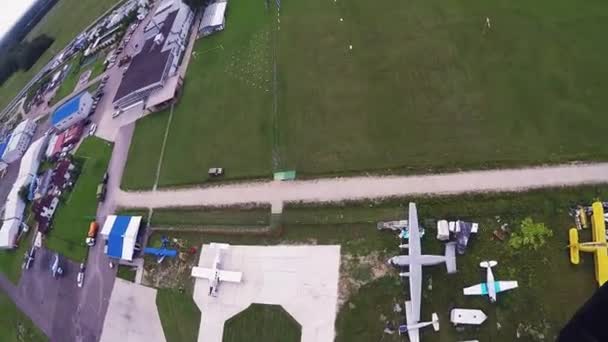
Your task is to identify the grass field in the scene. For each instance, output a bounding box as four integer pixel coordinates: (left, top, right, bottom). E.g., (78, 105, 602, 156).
(50, 51, 106, 107)
(0, 290, 47, 342)
(123, 0, 608, 189)
(140, 185, 608, 341)
(116, 265, 136, 282)
(46, 137, 112, 261)
(0, 220, 36, 284)
(223, 304, 301, 342)
(156, 288, 201, 342)
(0, 0, 121, 112)
(121, 110, 170, 189)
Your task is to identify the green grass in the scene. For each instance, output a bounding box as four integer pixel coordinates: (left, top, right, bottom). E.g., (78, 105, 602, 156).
(49, 57, 81, 107)
(152, 206, 270, 228)
(142, 185, 608, 341)
(123, 0, 608, 187)
(0, 229, 34, 284)
(223, 304, 301, 342)
(0, 0, 123, 112)
(121, 110, 170, 190)
(116, 265, 136, 282)
(0, 290, 47, 342)
(156, 288, 201, 342)
(46, 137, 113, 261)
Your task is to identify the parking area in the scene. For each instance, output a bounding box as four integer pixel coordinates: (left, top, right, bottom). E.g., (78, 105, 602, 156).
(18, 247, 91, 340)
(192, 245, 341, 342)
(100, 278, 166, 342)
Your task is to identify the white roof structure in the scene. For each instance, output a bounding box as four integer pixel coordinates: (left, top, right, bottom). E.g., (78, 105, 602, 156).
(18, 136, 47, 178)
(101, 215, 143, 261)
(200, 2, 226, 29)
(12, 119, 36, 136)
(45, 134, 58, 158)
(0, 219, 20, 249)
(450, 309, 487, 325)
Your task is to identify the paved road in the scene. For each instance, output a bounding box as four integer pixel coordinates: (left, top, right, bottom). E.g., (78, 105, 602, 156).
(115, 163, 608, 210)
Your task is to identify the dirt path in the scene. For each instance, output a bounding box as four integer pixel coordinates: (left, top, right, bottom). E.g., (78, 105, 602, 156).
(114, 162, 608, 209)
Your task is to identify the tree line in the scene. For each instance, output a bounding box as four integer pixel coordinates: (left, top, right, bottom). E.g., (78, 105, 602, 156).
(0, 34, 54, 86)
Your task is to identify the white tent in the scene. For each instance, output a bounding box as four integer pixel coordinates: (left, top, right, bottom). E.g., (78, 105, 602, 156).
(0, 219, 20, 249)
(199, 2, 226, 37)
(18, 136, 47, 178)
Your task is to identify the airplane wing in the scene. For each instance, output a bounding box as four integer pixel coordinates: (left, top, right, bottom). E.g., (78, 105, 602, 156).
(407, 203, 421, 257)
(191, 267, 213, 279)
(218, 270, 242, 283)
(408, 263, 422, 323)
(463, 283, 488, 296)
(407, 326, 420, 342)
(495, 281, 518, 293)
(404, 301, 420, 342)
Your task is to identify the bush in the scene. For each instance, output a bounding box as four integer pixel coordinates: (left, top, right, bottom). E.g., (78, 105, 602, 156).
(509, 217, 553, 250)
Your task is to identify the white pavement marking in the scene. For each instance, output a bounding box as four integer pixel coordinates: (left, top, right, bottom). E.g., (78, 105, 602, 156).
(100, 279, 166, 342)
(116, 163, 608, 208)
(192, 245, 341, 342)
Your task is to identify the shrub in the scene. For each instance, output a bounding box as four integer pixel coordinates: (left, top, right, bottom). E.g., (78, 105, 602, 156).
(509, 217, 553, 250)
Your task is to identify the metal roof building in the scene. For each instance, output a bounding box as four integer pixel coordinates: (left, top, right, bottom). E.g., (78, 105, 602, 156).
(101, 215, 143, 261)
(52, 92, 93, 131)
(199, 1, 227, 37)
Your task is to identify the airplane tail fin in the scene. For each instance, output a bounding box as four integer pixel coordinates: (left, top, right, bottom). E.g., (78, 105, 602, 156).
(480, 260, 498, 268)
(431, 313, 440, 331)
(444, 242, 457, 274)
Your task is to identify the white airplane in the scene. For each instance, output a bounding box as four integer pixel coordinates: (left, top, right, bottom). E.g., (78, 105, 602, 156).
(463, 260, 518, 302)
(398, 301, 440, 337)
(388, 203, 456, 342)
(50, 253, 63, 278)
(191, 243, 242, 297)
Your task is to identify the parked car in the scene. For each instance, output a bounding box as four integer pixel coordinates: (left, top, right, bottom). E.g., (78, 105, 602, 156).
(112, 109, 123, 118)
(77, 263, 85, 288)
(88, 123, 97, 136)
(208, 167, 224, 177)
(96, 183, 106, 202)
(85, 221, 99, 247)
(102, 172, 109, 184)
(101, 75, 109, 82)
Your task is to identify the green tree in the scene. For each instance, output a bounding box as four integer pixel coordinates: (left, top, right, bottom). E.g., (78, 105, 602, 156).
(509, 217, 553, 250)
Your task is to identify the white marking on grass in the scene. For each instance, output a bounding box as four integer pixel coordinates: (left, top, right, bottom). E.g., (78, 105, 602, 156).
(340, 18, 343, 22)
(152, 103, 175, 191)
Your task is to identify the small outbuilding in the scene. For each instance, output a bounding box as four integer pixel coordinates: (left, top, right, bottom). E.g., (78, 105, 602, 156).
(52, 92, 93, 131)
(100, 215, 143, 261)
(199, 1, 227, 37)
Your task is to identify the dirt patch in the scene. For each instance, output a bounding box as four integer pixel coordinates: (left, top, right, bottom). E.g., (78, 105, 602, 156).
(142, 250, 200, 291)
(338, 251, 390, 307)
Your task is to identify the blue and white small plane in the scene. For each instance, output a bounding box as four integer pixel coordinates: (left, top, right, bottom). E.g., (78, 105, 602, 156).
(463, 260, 518, 303)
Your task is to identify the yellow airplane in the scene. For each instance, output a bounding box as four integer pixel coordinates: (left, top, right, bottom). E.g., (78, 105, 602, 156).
(569, 201, 608, 286)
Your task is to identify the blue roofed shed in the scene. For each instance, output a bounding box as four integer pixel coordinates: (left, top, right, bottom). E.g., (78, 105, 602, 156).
(100, 215, 143, 261)
(51, 91, 93, 130)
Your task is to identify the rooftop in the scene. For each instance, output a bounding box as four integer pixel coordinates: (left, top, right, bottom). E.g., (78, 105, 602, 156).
(113, 10, 179, 103)
(52, 92, 89, 126)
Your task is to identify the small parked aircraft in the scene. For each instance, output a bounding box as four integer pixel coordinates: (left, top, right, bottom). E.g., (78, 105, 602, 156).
(463, 260, 517, 302)
(398, 301, 439, 337)
(191, 243, 242, 297)
(50, 253, 64, 278)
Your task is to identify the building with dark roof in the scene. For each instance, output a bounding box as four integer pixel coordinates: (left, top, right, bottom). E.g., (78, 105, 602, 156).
(52, 92, 93, 130)
(113, 0, 193, 110)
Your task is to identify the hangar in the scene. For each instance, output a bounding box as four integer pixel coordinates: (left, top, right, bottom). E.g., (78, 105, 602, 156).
(100, 215, 143, 261)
